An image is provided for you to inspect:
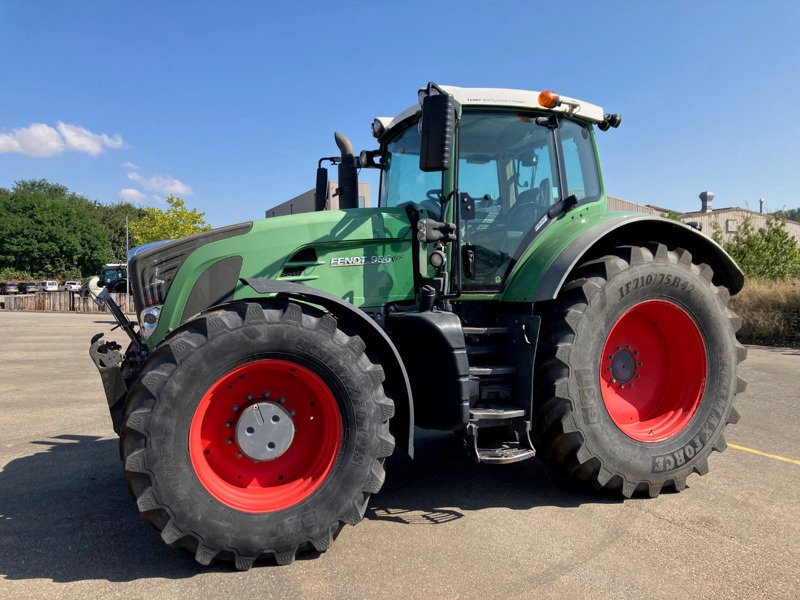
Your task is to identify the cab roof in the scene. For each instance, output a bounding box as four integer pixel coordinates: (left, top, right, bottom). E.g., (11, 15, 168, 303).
(376, 85, 605, 135)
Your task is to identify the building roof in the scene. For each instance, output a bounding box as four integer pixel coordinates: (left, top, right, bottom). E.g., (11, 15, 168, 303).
(380, 85, 606, 135)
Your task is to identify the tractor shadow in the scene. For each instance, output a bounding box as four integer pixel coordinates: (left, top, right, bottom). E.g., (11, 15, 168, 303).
(0, 435, 215, 583)
(0, 431, 620, 583)
(367, 428, 621, 526)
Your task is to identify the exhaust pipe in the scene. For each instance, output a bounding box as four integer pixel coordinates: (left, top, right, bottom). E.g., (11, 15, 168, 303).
(334, 132, 359, 210)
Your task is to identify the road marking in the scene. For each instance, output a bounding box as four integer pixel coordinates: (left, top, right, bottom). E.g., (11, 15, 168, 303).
(729, 443, 800, 466)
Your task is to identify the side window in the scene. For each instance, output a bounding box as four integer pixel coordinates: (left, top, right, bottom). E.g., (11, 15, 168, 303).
(515, 144, 557, 205)
(560, 119, 600, 202)
(380, 124, 442, 207)
(458, 158, 499, 201)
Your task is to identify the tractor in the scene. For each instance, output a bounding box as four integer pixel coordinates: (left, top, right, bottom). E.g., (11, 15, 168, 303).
(89, 83, 746, 570)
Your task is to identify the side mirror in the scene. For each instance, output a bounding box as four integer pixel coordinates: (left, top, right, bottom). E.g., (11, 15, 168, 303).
(314, 166, 328, 211)
(419, 93, 456, 172)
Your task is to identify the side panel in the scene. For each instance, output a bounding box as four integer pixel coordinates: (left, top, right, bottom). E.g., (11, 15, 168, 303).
(148, 208, 415, 346)
(502, 212, 744, 303)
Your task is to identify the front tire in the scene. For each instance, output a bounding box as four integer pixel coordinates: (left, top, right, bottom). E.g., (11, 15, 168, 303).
(120, 301, 395, 569)
(533, 244, 746, 497)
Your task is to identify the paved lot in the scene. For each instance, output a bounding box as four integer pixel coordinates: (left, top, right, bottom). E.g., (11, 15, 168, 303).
(0, 311, 798, 600)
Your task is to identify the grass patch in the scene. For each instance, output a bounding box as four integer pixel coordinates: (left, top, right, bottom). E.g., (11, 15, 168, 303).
(730, 279, 800, 347)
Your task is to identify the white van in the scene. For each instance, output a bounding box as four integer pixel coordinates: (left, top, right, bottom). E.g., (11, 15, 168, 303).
(38, 280, 58, 292)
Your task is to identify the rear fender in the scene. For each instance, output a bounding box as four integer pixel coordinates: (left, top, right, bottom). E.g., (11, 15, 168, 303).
(506, 216, 744, 303)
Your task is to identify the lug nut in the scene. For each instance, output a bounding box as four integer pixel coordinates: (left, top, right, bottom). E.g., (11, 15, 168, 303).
(236, 452, 242, 459)
(226, 438, 233, 445)
(279, 397, 286, 404)
(290, 409, 296, 416)
(232, 404, 239, 412)
(246, 393, 253, 401)
(637, 361, 643, 367)
(263, 390, 270, 397)
(224, 421, 231, 428)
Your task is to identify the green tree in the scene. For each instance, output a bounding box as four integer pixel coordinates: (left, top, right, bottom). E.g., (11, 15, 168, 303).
(773, 207, 800, 222)
(128, 196, 212, 245)
(96, 202, 147, 262)
(0, 179, 112, 277)
(723, 216, 800, 280)
(710, 221, 725, 246)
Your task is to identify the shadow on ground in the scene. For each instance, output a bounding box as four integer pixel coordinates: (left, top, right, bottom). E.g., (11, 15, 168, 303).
(0, 430, 616, 583)
(0, 435, 210, 583)
(369, 429, 619, 526)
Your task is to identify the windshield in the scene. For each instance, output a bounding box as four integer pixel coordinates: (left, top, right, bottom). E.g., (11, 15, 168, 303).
(379, 122, 443, 211)
(458, 111, 600, 290)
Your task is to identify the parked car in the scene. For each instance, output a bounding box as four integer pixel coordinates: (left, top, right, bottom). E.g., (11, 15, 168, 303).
(18, 282, 38, 293)
(62, 280, 81, 292)
(0, 282, 19, 294)
(38, 280, 59, 292)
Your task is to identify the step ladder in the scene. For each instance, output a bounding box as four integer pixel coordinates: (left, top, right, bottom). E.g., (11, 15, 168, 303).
(463, 324, 535, 464)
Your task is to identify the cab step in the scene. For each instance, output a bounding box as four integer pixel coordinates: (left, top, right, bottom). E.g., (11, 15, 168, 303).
(463, 325, 509, 337)
(469, 405, 525, 422)
(465, 421, 536, 465)
(469, 365, 516, 377)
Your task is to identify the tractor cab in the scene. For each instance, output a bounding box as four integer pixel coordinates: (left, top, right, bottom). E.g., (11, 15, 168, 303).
(318, 84, 620, 297)
(379, 99, 604, 291)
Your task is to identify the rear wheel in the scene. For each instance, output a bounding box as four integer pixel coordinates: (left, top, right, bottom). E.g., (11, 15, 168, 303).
(120, 301, 395, 569)
(533, 244, 747, 497)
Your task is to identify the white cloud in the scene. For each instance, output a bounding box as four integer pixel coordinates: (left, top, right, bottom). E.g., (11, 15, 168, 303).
(119, 188, 146, 202)
(122, 161, 140, 170)
(127, 171, 192, 197)
(57, 122, 123, 156)
(0, 121, 124, 157)
(0, 123, 65, 157)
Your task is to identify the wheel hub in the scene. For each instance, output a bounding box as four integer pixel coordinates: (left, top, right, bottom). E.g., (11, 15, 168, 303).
(235, 401, 295, 461)
(610, 348, 637, 384)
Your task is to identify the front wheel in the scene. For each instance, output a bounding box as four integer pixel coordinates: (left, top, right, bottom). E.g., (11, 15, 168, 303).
(533, 244, 747, 497)
(120, 301, 395, 569)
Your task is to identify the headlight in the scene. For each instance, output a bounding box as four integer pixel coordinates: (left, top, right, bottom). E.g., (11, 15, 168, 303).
(139, 305, 162, 339)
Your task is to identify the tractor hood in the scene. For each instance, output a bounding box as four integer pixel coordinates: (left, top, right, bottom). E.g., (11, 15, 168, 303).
(133, 208, 415, 348)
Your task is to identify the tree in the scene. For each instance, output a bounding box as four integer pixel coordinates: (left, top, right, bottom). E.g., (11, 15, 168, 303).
(722, 216, 800, 281)
(128, 196, 212, 245)
(774, 208, 800, 222)
(95, 202, 147, 262)
(0, 179, 113, 277)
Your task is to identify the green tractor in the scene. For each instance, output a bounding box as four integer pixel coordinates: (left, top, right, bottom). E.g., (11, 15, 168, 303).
(90, 83, 746, 570)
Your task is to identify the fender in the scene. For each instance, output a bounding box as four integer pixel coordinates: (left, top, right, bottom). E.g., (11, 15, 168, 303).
(505, 215, 744, 303)
(242, 278, 414, 457)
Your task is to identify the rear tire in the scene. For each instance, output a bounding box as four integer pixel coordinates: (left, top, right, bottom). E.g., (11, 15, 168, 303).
(532, 244, 746, 497)
(120, 300, 395, 569)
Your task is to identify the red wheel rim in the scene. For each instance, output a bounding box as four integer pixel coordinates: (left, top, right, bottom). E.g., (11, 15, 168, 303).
(599, 300, 707, 442)
(189, 359, 342, 513)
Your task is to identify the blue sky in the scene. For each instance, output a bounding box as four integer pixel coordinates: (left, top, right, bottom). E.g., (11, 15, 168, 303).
(1, 1, 798, 226)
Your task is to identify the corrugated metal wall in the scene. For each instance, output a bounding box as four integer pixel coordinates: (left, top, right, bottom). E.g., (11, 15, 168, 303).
(681, 209, 800, 243)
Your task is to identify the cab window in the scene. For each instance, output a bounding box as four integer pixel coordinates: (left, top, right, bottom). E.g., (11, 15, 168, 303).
(380, 123, 442, 209)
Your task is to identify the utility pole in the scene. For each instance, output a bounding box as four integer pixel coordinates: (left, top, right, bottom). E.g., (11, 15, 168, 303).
(125, 215, 130, 313)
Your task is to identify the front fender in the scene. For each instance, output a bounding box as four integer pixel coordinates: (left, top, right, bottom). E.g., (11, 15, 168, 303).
(241, 278, 414, 458)
(504, 215, 744, 303)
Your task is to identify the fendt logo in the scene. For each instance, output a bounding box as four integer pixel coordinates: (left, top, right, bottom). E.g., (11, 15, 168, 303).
(329, 255, 402, 267)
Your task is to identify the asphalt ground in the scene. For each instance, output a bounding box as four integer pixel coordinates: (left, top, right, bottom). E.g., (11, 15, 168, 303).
(0, 311, 798, 600)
